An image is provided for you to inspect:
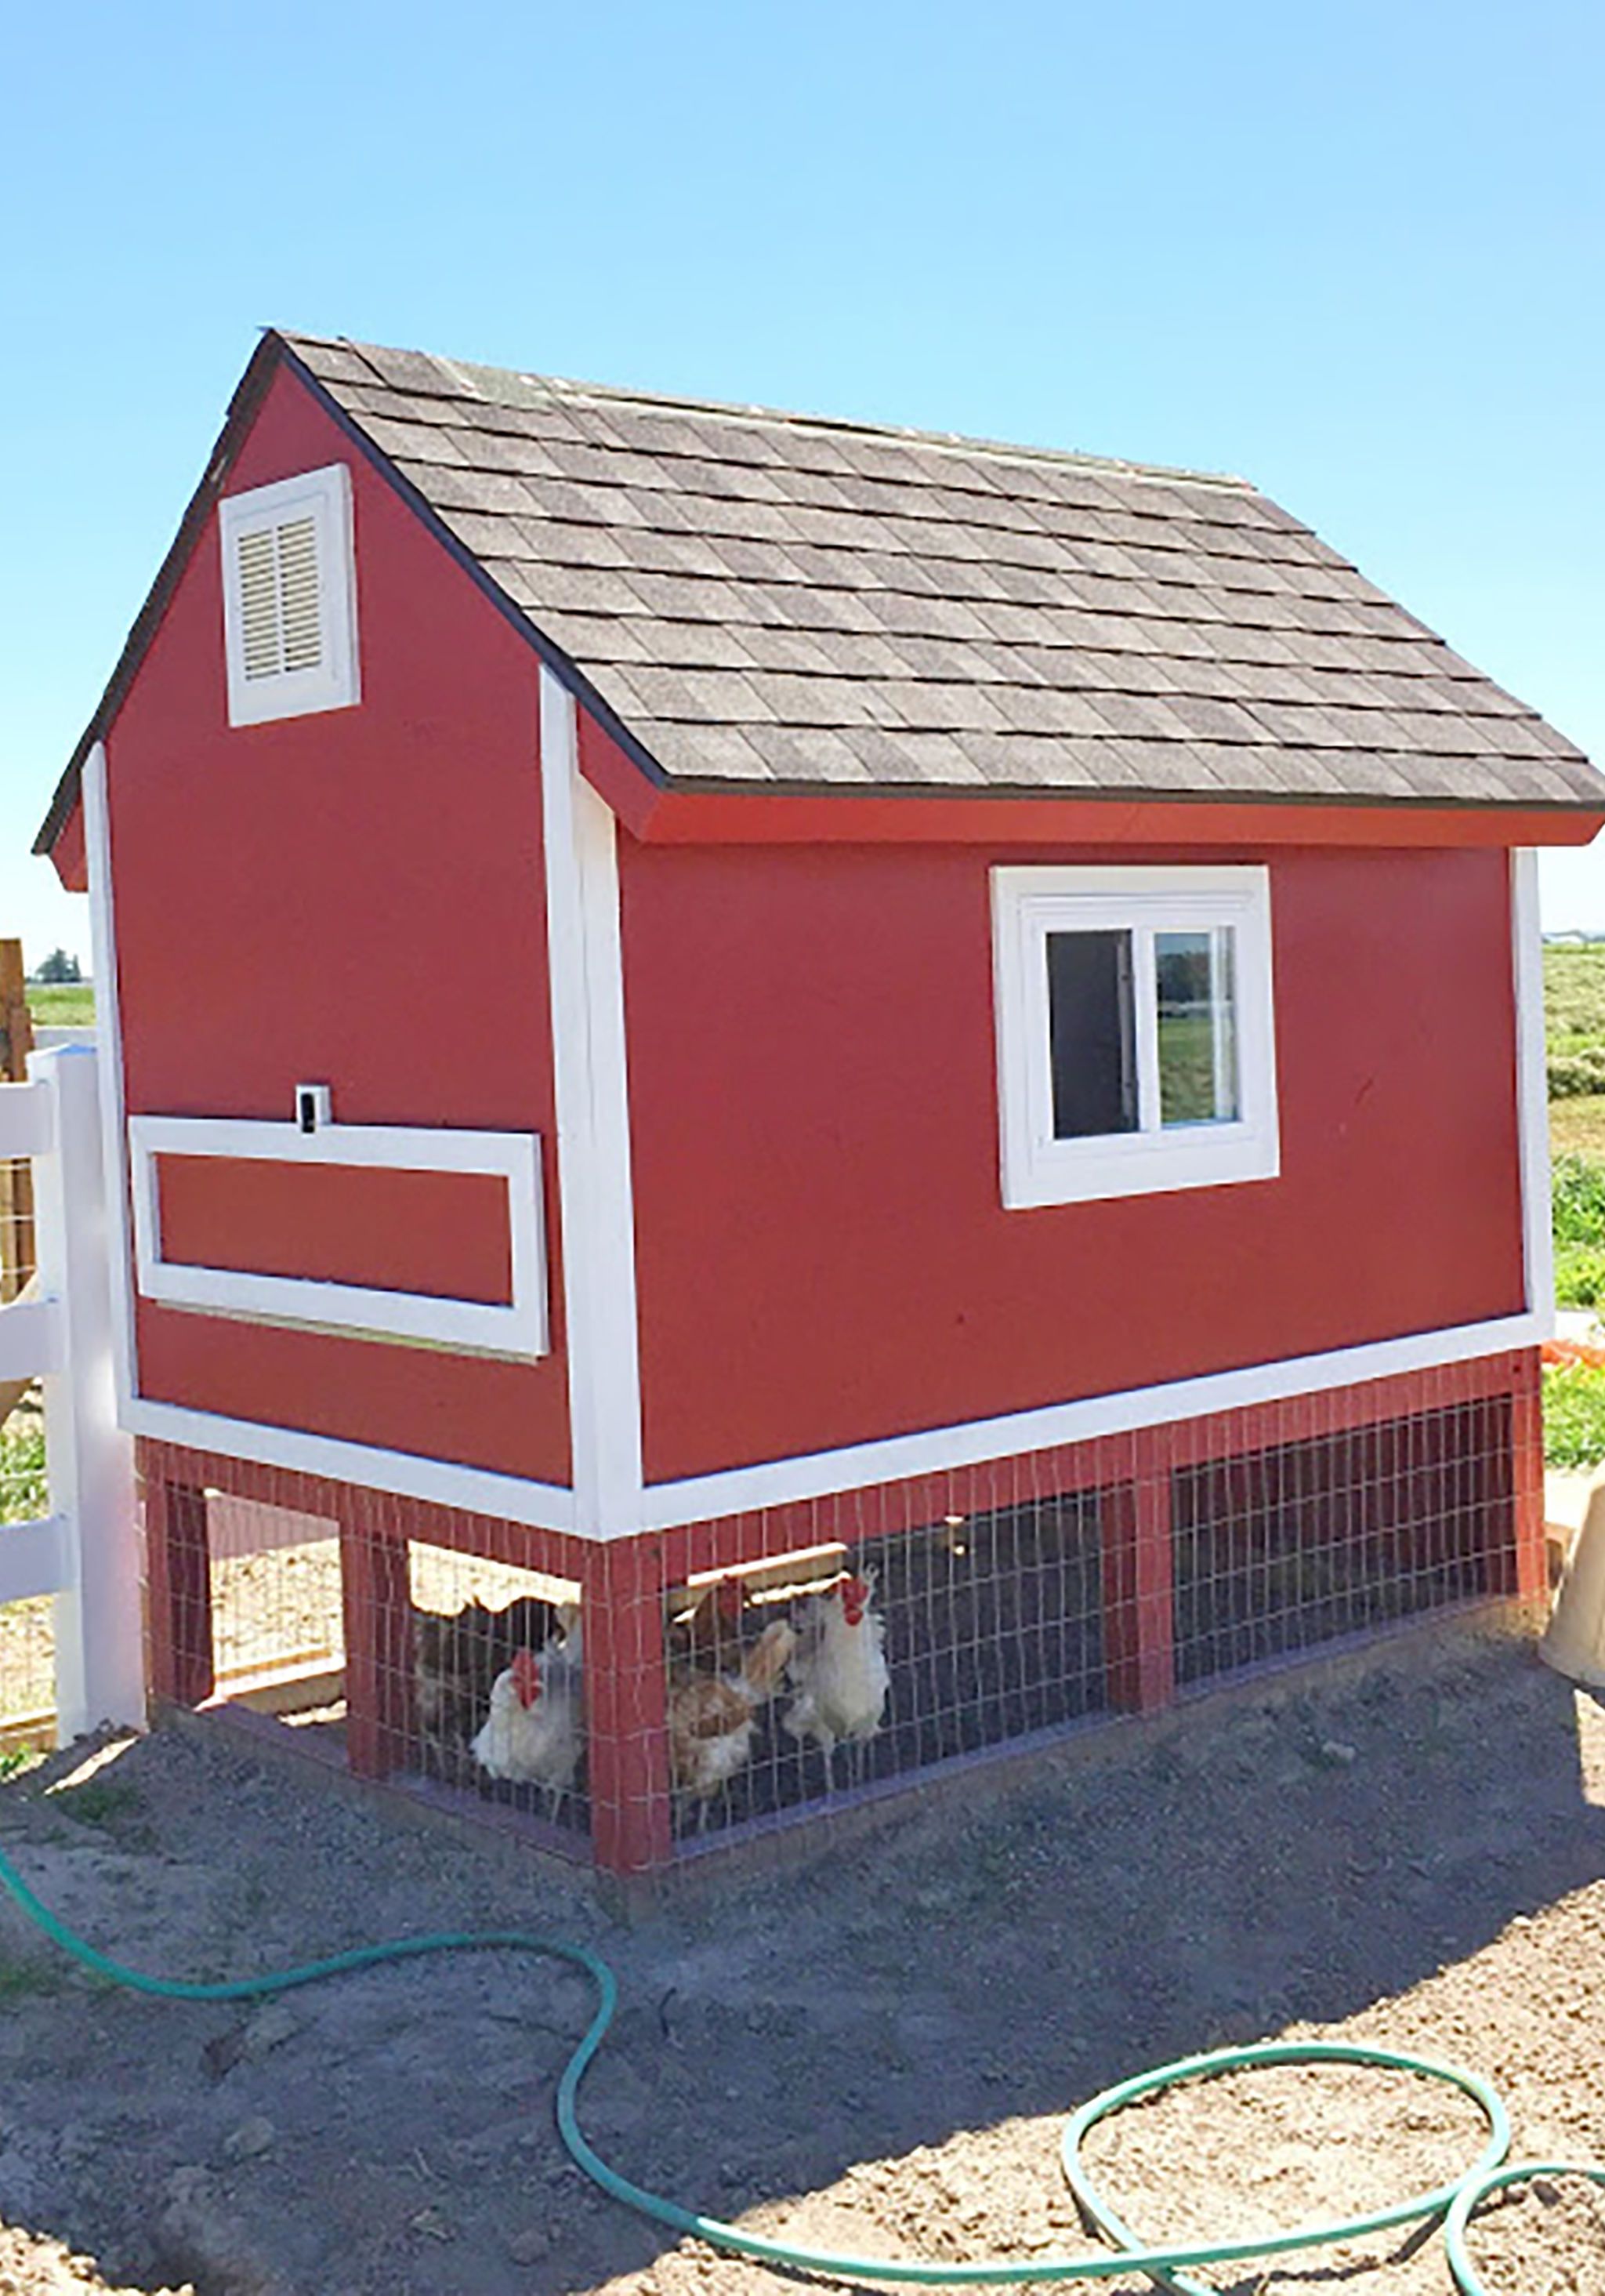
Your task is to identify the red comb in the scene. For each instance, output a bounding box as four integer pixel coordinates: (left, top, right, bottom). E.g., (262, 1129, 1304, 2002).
(510, 1649, 542, 1707)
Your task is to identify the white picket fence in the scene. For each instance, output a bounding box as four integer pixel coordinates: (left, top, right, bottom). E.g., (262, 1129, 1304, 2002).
(0, 1044, 144, 1743)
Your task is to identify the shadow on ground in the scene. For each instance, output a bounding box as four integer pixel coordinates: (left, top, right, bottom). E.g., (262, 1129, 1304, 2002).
(0, 1611, 1601, 2294)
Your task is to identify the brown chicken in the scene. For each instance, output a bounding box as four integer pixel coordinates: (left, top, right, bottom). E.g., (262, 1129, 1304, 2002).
(668, 1574, 751, 1674)
(668, 1617, 796, 1824)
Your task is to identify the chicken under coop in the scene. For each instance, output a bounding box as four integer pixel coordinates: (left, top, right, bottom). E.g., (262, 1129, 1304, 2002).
(143, 1363, 1533, 1870)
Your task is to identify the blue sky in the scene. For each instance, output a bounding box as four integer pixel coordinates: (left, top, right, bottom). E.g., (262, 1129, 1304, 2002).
(5, 0, 1602, 967)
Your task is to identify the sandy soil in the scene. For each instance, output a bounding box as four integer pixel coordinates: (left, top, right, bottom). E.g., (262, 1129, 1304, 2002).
(0, 1609, 1601, 2296)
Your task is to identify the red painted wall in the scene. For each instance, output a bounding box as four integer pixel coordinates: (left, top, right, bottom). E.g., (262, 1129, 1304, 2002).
(619, 835, 1527, 1482)
(157, 1159, 515, 1304)
(106, 365, 570, 1482)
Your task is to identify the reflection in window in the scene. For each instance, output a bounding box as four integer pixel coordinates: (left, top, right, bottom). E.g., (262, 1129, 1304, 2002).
(1157, 929, 1238, 1126)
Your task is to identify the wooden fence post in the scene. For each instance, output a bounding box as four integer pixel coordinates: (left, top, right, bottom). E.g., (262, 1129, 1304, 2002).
(0, 942, 34, 1302)
(1103, 1433, 1176, 1714)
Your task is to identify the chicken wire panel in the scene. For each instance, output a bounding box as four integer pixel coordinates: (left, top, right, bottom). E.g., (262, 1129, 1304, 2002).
(0, 1156, 35, 1305)
(1172, 1395, 1516, 1687)
(205, 1493, 344, 1692)
(0, 1383, 51, 1743)
(658, 1464, 1109, 1844)
(401, 1541, 587, 1841)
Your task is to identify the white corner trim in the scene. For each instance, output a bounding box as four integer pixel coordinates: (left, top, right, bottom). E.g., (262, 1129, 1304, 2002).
(540, 669, 643, 1532)
(1511, 850, 1554, 1330)
(82, 742, 139, 1415)
(632, 1309, 1549, 1532)
(991, 862, 1280, 1207)
(118, 1391, 578, 1534)
(128, 1115, 548, 1358)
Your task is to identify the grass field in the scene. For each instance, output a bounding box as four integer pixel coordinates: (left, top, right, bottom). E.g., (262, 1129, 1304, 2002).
(25, 983, 93, 1028)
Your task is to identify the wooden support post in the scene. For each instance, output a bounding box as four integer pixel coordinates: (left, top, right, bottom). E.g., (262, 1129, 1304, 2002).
(0, 941, 35, 1302)
(1103, 1435, 1176, 1714)
(143, 1471, 214, 1708)
(585, 1534, 672, 1875)
(338, 1512, 413, 1778)
(1511, 1351, 1548, 1603)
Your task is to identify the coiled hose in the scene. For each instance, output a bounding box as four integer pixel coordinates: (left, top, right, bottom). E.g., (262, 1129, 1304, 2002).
(0, 1835, 1592, 2292)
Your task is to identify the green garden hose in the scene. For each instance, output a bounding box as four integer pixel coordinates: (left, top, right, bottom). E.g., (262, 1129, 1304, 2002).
(1444, 2163, 1605, 2296)
(0, 1833, 1582, 2291)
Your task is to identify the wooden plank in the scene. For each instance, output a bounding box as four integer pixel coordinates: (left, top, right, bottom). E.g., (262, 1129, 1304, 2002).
(0, 942, 35, 1304)
(0, 1516, 70, 1605)
(0, 1294, 62, 1386)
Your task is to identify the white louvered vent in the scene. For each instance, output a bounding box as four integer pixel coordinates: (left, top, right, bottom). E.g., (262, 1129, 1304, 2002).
(219, 466, 358, 725)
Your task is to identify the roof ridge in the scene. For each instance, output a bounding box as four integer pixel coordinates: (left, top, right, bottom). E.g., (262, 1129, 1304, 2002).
(281, 331, 1256, 497)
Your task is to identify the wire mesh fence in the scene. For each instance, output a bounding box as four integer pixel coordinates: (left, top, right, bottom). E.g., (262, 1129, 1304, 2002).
(658, 1476, 1107, 1843)
(1172, 1395, 1516, 1687)
(206, 1492, 344, 1696)
(402, 1542, 585, 1836)
(0, 1382, 51, 1753)
(139, 1357, 1537, 1871)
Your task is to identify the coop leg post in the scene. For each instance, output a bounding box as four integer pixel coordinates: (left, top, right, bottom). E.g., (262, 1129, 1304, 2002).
(1511, 1352, 1547, 1603)
(1104, 1441, 1175, 1714)
(585, 1537, 672, 1875)
(143, 1469, 214, 1709)
(339, 1512, 412, 1778)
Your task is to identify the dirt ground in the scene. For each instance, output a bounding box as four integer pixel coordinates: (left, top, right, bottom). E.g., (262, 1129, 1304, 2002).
(0, 1608, 1601, 2296)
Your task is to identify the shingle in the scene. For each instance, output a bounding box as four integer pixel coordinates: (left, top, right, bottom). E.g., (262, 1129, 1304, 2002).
(649, 723, 777, 782)
(517, 564, 647, 618)
(418, 466, 541, 517)
(730, 726, 876, 784)
(731, 670, 878, 728)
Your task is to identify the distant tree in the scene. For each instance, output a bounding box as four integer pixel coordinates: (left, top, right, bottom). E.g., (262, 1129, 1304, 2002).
(34, 949, 82, 984)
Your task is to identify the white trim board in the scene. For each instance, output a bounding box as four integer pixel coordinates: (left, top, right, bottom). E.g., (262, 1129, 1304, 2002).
(539, 669, 643, 1532)
(119, 1308, 1542, 1543)
(1511, 850, 1555, 1329)
(82, 742, 139, 1416)
(129, 1115, 549, 1359)
(120, 1391, 579, 1535)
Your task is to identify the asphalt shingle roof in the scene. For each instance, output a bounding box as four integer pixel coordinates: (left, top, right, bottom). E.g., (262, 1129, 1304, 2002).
(273, 333, 1605, 811)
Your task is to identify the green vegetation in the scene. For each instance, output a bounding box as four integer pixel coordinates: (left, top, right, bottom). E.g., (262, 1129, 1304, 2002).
(1552, 1155, 1605, 1308)
(0, 1409, 45, 1525)
(53, 1777, 143, 1831)
(1546, 947, 1605, 1311)
(25, 982, 93, 1028)
(1542, 1360, 1605, 1468)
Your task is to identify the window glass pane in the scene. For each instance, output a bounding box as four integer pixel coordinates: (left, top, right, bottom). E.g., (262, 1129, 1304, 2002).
(1046, 930, 1137, 1138)
(1157, 929, 1238, 1126)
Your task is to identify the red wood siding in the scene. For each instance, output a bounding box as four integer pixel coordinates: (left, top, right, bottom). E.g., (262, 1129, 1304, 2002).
(105, 366, 570, 1482)
(156, 1157, 515, 1304)
(620, 836, 1527, 1483)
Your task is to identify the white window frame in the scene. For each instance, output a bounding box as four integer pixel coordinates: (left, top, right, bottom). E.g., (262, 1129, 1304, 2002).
(219, 464, 360, 727)
(128, 1115, 548, 1360)
(991, 863, 1280, 1208)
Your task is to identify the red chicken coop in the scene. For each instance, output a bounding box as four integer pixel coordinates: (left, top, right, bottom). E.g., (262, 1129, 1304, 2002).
(34, 330, 1605, 1875)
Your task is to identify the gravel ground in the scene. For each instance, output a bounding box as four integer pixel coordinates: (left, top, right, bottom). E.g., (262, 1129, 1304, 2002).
(0, 1608, 1600, 2296)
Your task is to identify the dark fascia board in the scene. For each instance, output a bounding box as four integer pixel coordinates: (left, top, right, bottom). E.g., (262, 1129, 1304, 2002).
(32, 332, 670, 857)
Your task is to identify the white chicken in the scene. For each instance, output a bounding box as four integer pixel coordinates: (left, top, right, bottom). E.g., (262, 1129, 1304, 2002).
(783, 1569, 889, 1791)
(469, 1607, 584, 1821)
